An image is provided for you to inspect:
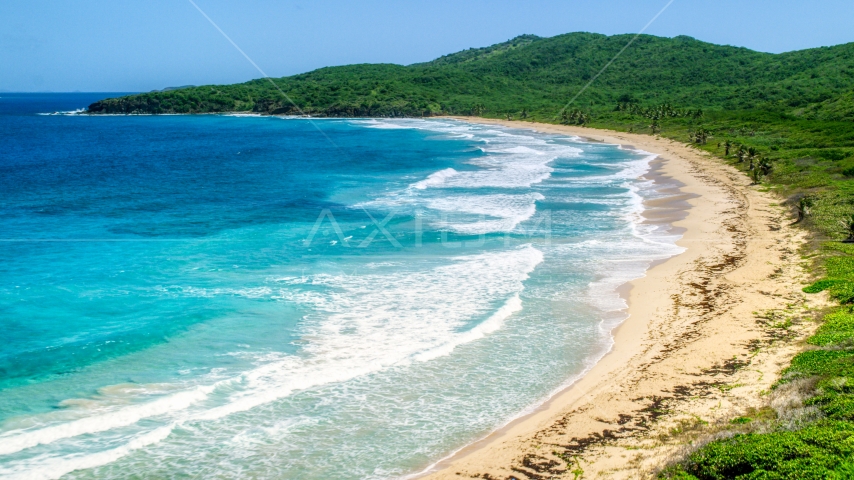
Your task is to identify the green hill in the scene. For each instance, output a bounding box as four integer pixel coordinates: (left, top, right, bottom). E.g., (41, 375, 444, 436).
(87, 32, 854, 120)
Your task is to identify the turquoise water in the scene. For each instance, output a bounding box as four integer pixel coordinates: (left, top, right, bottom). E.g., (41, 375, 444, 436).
(0, 94, 683, 479)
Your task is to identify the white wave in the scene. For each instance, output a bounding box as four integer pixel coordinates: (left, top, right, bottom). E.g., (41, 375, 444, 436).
(351, 119, 587, 236)
(412, 168, 459, 189)
(413, 294, 522, 362)
(190, 246, 543, 423)
(426, 192, 545, 234)
(0, 386, 214, 457)
(619, 153, 658, 180)
(352, 119, 413, 129)
(37, 108, 86, 116)
(359, 119, 580, 170)
(0, 246, 543, 477)
(1, 426, 174, 480)
(355, 119, 585, 190)
(152, 285, 273, 299)
(572, 154, 657, 184)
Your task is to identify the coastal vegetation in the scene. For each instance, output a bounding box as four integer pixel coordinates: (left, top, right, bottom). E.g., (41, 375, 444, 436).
(89, 32, 854, 478)
(87, 33, 854, 121)
(661, 255, 854, 478)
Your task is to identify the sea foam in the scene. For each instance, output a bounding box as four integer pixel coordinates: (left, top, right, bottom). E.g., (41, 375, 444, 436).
(0, 245, 543, 477)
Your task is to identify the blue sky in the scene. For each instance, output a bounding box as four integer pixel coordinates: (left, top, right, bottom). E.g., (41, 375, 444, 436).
(2, 0, 853, 92)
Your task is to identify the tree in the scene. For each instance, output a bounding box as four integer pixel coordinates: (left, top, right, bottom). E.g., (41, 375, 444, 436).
(746, 147, 759, 170)
(649, 120, 661, 134)
(691, 127, 709, 145)
(561, 109, 589, 126)
(750, 165, 763, 184)
(793, 196, 813, 224)
(723, 140, 733, 156)
(841, 214, 854, 243)
(736, 145, 746, 163)
(759, 157, 774, 176)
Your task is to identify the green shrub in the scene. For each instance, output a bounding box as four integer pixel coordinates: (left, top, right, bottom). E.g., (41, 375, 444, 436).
(826, 257, 854, 280)
(828, 282, 854, 304)
(804, 279, 847, 293)
(803, 256, 854, 303)
(808, 393, 854, 421)
(809, 310, 854, 346)
(785, 350, 854, 379)
(669, 421, 854, 479)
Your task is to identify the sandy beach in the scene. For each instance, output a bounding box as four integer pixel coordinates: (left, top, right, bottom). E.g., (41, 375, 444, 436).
(421, 119, 818, 479)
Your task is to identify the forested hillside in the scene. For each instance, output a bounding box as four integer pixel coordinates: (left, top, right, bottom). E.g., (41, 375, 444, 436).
(87, 32, 854, 120)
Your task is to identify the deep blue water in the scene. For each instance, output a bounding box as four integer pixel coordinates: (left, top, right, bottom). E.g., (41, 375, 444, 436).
(0, 94, 682, 479)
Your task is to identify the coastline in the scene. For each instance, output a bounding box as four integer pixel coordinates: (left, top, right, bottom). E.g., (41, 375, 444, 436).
(420, 118, 814, 479)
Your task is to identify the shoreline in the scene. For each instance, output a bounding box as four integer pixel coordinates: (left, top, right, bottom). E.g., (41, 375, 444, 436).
(410, 132, 691, 479)
(419, 118, 812, 479)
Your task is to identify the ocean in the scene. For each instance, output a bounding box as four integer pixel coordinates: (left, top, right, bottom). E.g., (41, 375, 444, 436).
(0, 93, 683, 479)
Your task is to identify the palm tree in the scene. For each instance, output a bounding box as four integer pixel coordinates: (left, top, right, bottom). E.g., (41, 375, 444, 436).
(736, 145, 746, 163)
(723, 140, 733, 156)
(759, 158, 774, 176)
(841, 214, 854, 243)
(750, 165, 763, 185)
(649, 120, 660, 134)
(793, 196, 813, 224)
(746, 147, 759, 170)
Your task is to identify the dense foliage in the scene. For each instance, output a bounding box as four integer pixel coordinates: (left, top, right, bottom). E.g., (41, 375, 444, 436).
(87, 33, 854, 120)
(665, 422, 854, 479)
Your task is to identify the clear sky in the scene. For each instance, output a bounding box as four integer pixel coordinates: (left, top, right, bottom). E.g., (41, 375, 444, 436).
(2, 0, 853, 92)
